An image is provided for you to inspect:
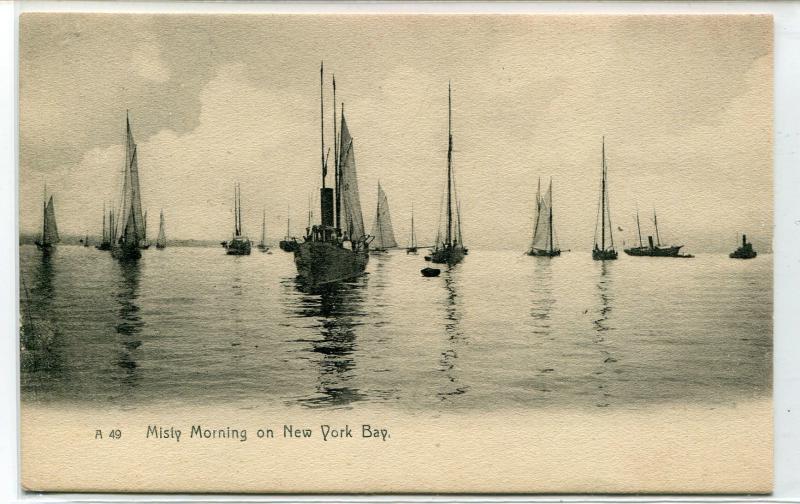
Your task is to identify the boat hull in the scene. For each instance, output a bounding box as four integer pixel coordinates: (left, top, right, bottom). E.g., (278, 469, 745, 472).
(623, 245, 683, 257)
(156, 244, 166, 250)
(730, 249, 757, 259)
(226, 237, 251, 255)
(429, 245, 465, 265)
(294, 241, 369, 287)
(95, 242, 111, 251)
(592, 248, 618, 261)
(527, 248, 561, 257)
(279, 240, 299, 252)
(34, 241, 55, 254)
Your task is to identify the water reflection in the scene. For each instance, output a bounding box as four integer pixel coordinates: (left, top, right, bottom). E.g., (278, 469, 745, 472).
(113, 260, 143, 387)
(530, 259, 555, 337)
(288, 277, 368, 408)
(437, 269, 469, 401)
(593, 261, 616, 408)
(20, 254, 64, 375)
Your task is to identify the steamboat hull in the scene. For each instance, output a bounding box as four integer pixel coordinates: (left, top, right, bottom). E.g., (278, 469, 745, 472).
(730, 249, 757, 259)
(294, 241, 369, 287)
(623, 245, 682, 257)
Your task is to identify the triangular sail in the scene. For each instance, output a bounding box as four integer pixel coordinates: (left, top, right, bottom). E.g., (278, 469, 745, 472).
(531, 184, 551, 251)
(370, 184, 397, 249)
(337, 114, 366, 242)
(43, 196, 59, 244)
(156, 210, 166, 247)
(118, 115, 145, 244)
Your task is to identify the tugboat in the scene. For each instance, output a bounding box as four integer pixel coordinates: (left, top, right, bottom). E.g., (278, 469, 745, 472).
(730, 234, 757, 259)
(34, 185, 59, 254)
(429, 83, 466, 266)
(526, 178, 561, 257)
(225, 182, 251, 255)
(293, 63, 370, 287)
(624, 209, 684, 257)
(592, 137, 618, 261)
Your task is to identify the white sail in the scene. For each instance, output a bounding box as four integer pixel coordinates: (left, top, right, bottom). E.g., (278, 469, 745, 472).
(531, 185, 551, 251)
(118, 114, 146, 245)
(42, 195, 59, 244)
(338, 114, 366, 242)
(370, 184, 397, 249)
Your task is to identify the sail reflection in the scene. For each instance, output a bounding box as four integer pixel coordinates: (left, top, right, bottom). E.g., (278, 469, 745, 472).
(593, 261, 616, 408)
(437, 269, 469, 401)
(286, 277, 368, 408)
(20, 254, 64, 375)
(113, 260, 143, 387)
(530, 259, 555, 336)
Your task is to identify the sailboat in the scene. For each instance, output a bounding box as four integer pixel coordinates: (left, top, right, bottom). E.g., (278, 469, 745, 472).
(407, 203, 418, 254)
(155, 209, 166, 249)
(592, 137, 618, 261)
(34, 185, 59, 253)
(730, 233, 757, 259)
(428, 83, 466, 266)
(279, 206, 298, 252)
(96, 203, 111, 250)
(225, 182, 251, 255)
(527, 178, 561, 257)
(369, 183, 397, 253)
(111, 112, 147, 261)
(257, 209, 269, 252)
(83, 232, 89, 247)
(293, 63, 370, 287)
(140, 211, 151, 249)
(624, 209, 684, 257)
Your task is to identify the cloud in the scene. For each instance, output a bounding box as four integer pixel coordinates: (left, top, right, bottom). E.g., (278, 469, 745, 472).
(131, 42, 170, 83)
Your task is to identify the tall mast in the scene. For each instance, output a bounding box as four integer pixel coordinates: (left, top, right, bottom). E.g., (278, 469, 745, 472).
(636, 210, 643, 247)
(287, 204, 290, 237)
(601, 137, 606, 251)
(102, 202, 107, 242)
(238, 184, 243, 236)
(446, 82, 453, 248)
(411, 202, 416, 247)
(320, 62, 325, 189)
(548, 179, 554, 254)
(333, 75, 340, 230)
(653, 209, 661, 246)
(41, 183, 46, 240)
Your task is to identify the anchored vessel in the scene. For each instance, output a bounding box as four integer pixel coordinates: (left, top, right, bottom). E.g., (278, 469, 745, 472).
(34, 186, 59, 254)
(279, 207, 298, 252)
(257, 209, 269, 252)
(428, 83, 466, 266)
(226, 183, 251, 255)
(624, 209, 684, 257)
(407, 204, 418, 254)
(294, 64, 370, 287)
(370, 183, 397, 253)
(527, 178, 561, 257)
(730, 234, 757, 259)
(111, 112, 147, 261)
(155, 209, 166, 249)
(592, 138, 618, 261)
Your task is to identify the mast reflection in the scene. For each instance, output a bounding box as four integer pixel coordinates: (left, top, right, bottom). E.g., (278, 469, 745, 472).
(437, 269, 468, 401)
(593, 261, 616, 408)
(20, 254, 64, 375)
(113, 260, 143, 388)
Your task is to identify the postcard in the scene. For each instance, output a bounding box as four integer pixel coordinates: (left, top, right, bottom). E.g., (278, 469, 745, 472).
(18, 12, 773, 493)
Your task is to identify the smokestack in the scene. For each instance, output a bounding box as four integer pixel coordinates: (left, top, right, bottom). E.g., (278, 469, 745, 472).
(648, 236, 654, 249)
(320, 188, 334, 228)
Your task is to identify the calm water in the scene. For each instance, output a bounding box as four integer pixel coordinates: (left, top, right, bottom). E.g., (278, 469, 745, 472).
(19, 245, 771, 411)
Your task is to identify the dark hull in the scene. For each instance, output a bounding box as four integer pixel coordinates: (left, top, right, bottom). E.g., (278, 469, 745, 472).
(421, 267, 441, 277)
(279, 240, 299, 252)
(406, 247, 418, 255)
(34, 241, 55, 254)
(429, 246, 465, 266)
(111, 243, 141, 261)
(294, 241, 369, 287)
(156, 244, 166, 250)
(624, 245, 683, 257)
(730, 249, 757, 259)
(592, 248, 618, 261)
(226, 238, 251, 255)
(527, 248, 561, 257)
(95, 242, 111, 251)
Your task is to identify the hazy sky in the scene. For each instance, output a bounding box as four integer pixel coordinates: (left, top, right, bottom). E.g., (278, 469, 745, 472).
(19, 14, 772, 252)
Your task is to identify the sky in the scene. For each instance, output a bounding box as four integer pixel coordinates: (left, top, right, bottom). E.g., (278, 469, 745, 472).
(19, 14, 773, 252)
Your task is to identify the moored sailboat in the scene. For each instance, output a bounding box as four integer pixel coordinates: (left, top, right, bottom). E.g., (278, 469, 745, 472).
(111, 112, 147, 261)
(526, 178, 561, 257)
(429, 83, 466, 266)
(155, 209, 166, 249)
(407, 203, 418, 254)
(369, 183, 397, 253)
(34, 186, 59, 254)
(279, 206, 298, 252)
(624, 209, 685, 257)
(592, 137, 618, 261)
(225, 183, 251, 255)
(293, 64, 370, 287)
(257, 209, 269, 252)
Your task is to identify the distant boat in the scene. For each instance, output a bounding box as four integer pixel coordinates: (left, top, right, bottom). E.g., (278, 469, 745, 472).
(111, 112, 147, 261)
(406, 203, 418, 254)
(421, 267, 440, 277)
(96, 203, 112, 250)
(592, 137, 618, 261)
(428, 83, 466, 266)
(624, 209, 684, 257)
(730, 234, 757, 259)
(293, 64, 370, 287)
(279, 206, 298, 252)
(83, 233, 89, 247)
(155, 209, 166, 249)
(34, 185, 59, 254)
(140, 210, 151, 249)
(527, 178, 561, 257)
(257, 208, 269, 252)
(225, 182, 251, 255)
(369, 183, 397, 253)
